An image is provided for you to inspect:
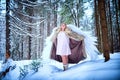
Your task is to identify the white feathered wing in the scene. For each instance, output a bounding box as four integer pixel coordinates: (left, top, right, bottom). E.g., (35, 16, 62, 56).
(42, 24, 100, 63)
(67, 24, 100, 61)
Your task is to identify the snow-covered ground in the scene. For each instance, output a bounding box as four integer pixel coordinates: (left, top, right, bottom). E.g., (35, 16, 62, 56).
(24, 52, 120, 80)
(0, 52, 120, 80)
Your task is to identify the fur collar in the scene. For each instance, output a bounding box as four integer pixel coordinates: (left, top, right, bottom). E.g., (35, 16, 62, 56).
(51, 27, 84, 42)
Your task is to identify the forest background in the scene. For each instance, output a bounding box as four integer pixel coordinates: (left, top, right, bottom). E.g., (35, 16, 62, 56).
(0, 0, 120, 61)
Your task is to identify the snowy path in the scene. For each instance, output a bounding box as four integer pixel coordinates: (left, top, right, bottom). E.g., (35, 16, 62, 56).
(24, 53, 120, 80)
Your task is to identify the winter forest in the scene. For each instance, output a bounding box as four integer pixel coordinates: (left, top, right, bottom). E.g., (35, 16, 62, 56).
(0, 0, 120, 80)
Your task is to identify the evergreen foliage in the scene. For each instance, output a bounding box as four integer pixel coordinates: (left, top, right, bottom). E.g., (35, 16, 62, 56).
(19, 66, 28, 80)
(30, 59, 42, 72)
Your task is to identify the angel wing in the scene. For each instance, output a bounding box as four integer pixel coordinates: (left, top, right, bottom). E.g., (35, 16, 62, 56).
(67, 24, 100, 60)
(42, 27, 58, 62)
(42, 24, 100, 63)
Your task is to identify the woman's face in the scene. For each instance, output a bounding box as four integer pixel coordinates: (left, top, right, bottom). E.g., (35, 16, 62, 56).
(5, 53, 10, 59)
(61, 24, 66, 31)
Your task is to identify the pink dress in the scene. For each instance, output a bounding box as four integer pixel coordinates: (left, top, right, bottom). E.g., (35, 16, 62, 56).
(56, 31, 71, 55)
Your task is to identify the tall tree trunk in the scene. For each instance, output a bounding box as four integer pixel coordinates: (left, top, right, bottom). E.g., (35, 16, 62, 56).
(21, 38, 23, 60)
(6, 0, 10, 53)
(47, 11, 51, 36)
(98, 0, 110, 62)
(114, 0, 120, 51)
(28, 28, 31, 59)
(108, 0, 114, 53)
(26, 6, 34, 59)
(76, 0, 80, 28)
(53, 1, 58, 28)
(39, 22, 44, 58)
(94, 0, 103, 52)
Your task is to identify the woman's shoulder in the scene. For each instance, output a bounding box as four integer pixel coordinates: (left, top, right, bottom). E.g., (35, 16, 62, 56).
(7, 58, 13, 62)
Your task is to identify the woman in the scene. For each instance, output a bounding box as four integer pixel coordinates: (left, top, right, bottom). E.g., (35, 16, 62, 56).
(56, 23, 71, 71)
(50, 23, 87, 71)
(42, 23, 99, 71)
(0, 52, 16, 79)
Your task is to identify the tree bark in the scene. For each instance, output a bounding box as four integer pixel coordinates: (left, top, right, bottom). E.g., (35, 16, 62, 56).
(25, 6, 34, 60)
(53, 2, 57, 28)
(98, 0, 110, 62)
(47, 11, 51, 36)
(114, 0, 120, 51)
(6, 0, 10, 53)
(108, 0, 114, 53)
(94, 0, 103, 52)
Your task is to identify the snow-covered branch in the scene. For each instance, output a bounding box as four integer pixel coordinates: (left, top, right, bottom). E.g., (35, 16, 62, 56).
(10, 22, 42, 38)
(26, 0, 48, 5)
(10, 27, 26, 36)
(10, 7, 44, 20)
(17, 0, 48, 7)
(9, 14, 45, 26)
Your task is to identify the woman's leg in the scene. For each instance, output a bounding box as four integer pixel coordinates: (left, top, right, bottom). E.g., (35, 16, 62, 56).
(61, 55, 68, 71)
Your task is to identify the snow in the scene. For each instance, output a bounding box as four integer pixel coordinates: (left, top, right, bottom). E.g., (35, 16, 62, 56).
(1, 52, 120, 80)
(23, 53, 120, 80)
